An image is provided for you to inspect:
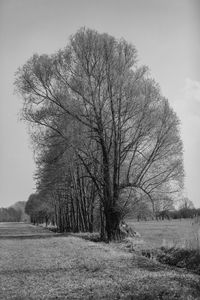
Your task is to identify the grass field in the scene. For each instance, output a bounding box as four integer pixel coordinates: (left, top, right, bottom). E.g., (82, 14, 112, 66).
(0, 222, 57, 238)
(127, 219, 200, 250)
(0, 222, 200, 299)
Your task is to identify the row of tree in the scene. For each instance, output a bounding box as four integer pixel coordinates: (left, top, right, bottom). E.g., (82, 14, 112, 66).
(0, 207, 22, 222)
(16, 28, 184, 240)
(0, 202, 28, 223)
(131, 205, 200, 221)
(130, 196, 198, 221)
(25, 193, 199, 225)
(171, 208, 200, 220)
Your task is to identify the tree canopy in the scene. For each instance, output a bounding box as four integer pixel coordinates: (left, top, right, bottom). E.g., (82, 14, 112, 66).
(15, 28, 184, 240)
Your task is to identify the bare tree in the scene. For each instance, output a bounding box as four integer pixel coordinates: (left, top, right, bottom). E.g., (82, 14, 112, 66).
(15, 28, 184, 240)
(179, 197, 194, 210)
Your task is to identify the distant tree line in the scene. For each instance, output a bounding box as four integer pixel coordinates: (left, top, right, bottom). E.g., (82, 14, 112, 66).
(0, 202, 28, 223)
(0, 207, 22, 222)
(170, 208, 200, 220)
(154, 207, 200, 221)
(25, 193, 200, 226)
(16, 28, 184, 240)
(128, 197, 199, 221)
(169, 197, 199, 220)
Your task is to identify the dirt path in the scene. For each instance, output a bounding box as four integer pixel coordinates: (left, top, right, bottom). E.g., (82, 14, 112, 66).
(0, 222, 56, 238)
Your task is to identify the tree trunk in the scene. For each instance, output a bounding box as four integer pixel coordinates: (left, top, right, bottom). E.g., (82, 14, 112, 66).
(104, 206, 122, 241)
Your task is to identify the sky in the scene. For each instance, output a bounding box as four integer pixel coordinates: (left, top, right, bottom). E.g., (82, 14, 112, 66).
(0, 0, 200, 208)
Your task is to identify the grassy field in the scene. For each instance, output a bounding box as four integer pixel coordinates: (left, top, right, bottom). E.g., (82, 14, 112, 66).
(127, 219, 200, 250)
(0, 222, 200, 299)
(0, 222, 57, 238)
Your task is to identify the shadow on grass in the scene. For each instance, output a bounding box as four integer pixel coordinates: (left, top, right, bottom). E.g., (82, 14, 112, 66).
(121, 274, 200, 300)
(0, 233, 64, 240)
(133, 255, 169, 272)
(139, 247, 200, 276)
(0, 231, 103, 241)
(0, 266, 71, 276)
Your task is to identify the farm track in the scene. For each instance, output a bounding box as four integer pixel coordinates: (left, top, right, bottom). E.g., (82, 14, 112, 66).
(0, 222, 58, 239)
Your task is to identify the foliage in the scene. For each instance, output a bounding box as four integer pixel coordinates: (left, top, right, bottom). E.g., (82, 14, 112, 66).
(0, 207, 22, 222)
(25, 193, 54, 225)
(170, 208, 200, 219)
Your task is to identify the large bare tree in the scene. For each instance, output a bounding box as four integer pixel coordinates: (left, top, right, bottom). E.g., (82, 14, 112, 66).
(15, 28, 184, 240)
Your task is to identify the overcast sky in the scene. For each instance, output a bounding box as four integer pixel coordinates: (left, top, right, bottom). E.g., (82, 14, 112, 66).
(0, 0, 200, 208)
